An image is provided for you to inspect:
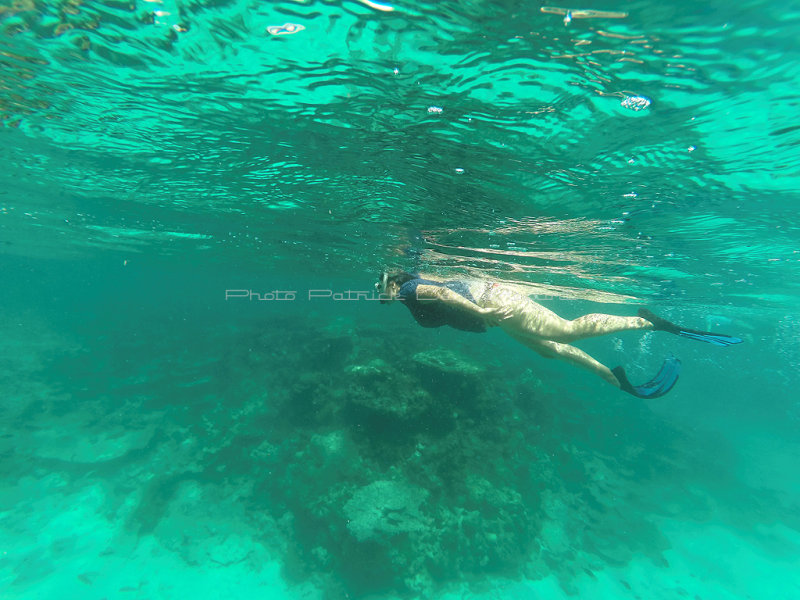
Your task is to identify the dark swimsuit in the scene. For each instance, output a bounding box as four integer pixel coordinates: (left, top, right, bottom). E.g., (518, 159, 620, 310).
(398, 278, 487, 333)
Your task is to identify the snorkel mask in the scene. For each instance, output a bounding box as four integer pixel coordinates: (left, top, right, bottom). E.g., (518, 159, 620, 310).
(376, 271, 390, 303)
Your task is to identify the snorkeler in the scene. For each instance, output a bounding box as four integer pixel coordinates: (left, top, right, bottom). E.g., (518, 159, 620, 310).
(376, 272, 742, 398)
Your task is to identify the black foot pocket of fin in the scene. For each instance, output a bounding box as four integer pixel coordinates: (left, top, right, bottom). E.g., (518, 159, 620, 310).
(638, 309, 743, 346)
(612, 357, 681, 399)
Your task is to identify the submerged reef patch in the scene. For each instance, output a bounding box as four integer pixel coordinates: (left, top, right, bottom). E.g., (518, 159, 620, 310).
(344, 480, 431, 541)
(8, 315, 783, 599)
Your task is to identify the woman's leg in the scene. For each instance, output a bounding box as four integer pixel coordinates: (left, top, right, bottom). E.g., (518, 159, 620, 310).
(483, 285, 651, 342)
(555, 312, 653, 342)
(506, 332, 620, 387)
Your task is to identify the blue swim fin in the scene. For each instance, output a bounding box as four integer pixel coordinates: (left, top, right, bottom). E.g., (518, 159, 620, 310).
(639, 309, 743, 346)
(612, 357, 681, 399)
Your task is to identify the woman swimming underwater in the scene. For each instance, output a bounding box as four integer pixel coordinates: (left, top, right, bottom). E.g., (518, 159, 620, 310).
(376, 272, 742, 398)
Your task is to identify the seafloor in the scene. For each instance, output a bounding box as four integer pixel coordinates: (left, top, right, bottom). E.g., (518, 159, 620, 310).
(1, 307, 798, 600)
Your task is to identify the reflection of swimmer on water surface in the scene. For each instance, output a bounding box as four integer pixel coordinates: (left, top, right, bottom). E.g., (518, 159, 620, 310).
(386, 228, 428, 271)
(376, 271, 743, 398)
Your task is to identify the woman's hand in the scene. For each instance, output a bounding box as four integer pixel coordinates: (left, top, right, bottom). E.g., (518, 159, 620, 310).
(480, 306, 513, 327)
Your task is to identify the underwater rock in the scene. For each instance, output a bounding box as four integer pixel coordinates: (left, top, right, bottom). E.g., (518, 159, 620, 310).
(456, 475, 534, 569)
(343, 480, 431, 542)
(306, 331, 353, 369)
(207, 534, 252, 567)
(310, 430, 347, 458)
(410, 348, 485, 400)
(344, 359, 436, 434)
(279, 430, 365, 504)
(409, 347, 498, 417)
(346, 358, 391, 380)
(347, 384, 432, 422)
(251, 318, 353, 371)
(152, 479, 267, 570)
(411, 348, 484, 377)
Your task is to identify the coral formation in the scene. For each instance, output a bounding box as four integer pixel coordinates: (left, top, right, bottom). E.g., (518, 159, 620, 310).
(10, 315, 766, 600)
(343, 480, 430, 542)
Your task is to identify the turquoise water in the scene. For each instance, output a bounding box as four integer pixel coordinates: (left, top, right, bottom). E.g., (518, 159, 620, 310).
(2, 0, 800, 598)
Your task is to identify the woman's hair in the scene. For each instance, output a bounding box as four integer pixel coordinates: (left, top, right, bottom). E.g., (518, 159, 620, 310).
(376, 271, 417, 299)
(386, 272, 417, 287)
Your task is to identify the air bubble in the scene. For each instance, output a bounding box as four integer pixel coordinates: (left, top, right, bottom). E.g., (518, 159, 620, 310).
(267, 23, 305, 36)
(620, 95, 652, 111)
